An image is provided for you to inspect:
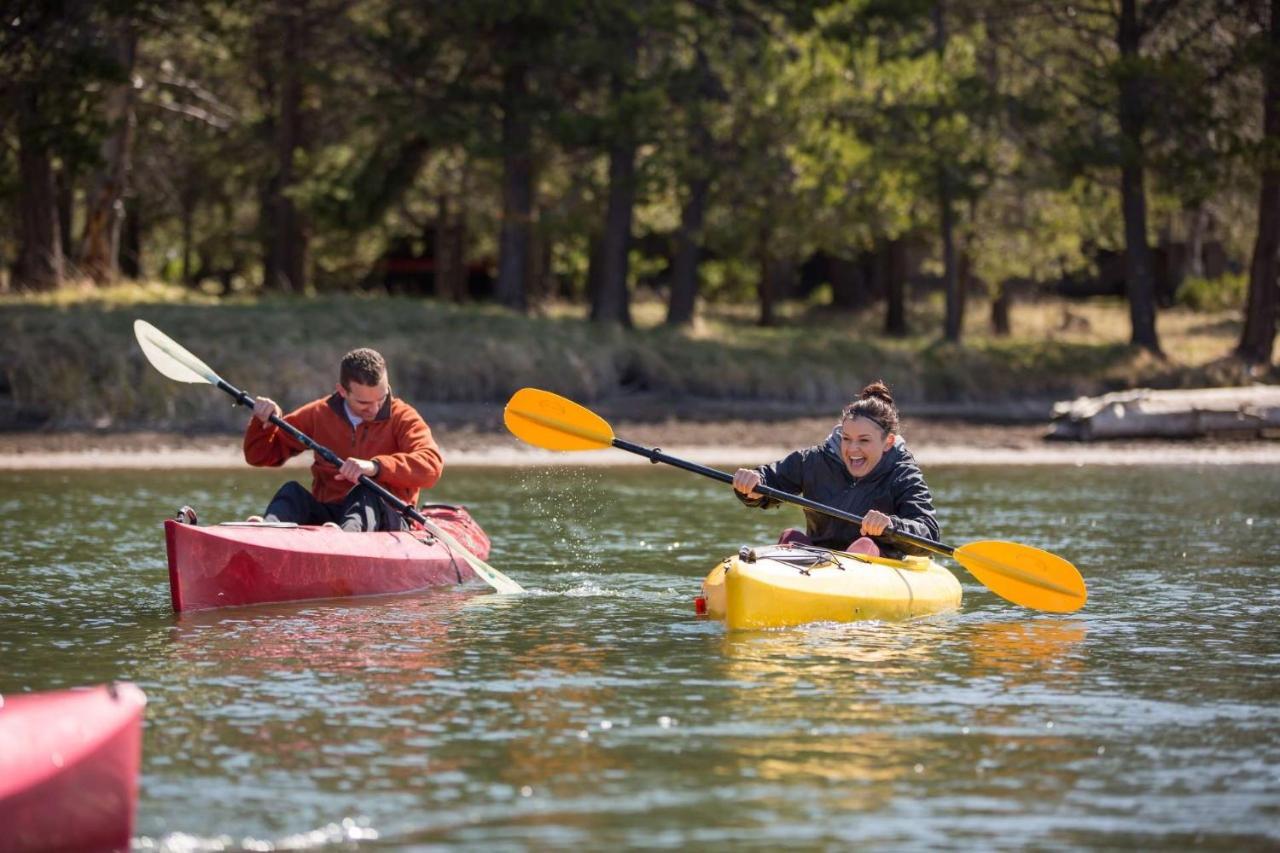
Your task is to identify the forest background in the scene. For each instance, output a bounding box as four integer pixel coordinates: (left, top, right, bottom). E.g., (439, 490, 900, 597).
(2, 0, 1278, 433)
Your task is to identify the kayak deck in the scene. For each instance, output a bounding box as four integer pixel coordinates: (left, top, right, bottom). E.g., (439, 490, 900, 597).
(701, 544, 962, 630)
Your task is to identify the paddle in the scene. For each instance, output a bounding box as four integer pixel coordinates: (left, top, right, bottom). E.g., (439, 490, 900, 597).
(134, 319, 524, 594)
(503, 387, 1086, 613)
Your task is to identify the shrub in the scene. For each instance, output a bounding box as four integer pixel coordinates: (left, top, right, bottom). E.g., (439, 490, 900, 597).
(1176, 273, 1248, 311)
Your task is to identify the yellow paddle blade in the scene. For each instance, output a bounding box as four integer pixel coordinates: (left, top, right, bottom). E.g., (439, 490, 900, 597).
(503, 388, 615, 451)
(954, 540, 1087, 613)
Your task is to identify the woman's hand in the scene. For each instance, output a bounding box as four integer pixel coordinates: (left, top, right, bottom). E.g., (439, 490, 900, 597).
(732, 468, 763, 500)
(860, 509, 891, 537)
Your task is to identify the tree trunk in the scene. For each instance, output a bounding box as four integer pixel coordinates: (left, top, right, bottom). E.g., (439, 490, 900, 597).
(56, 168, 74, 261)
(591, 35, 640, 326)
(13, 86, 64, 291)
(260, 8, 309, 292)
(528, 218, 553, 307)
(991, 282, 1011, 335)
(935, 1, 962, 342)
(940, 175, 962, 341)
(585, 233, 603, 306)
(180, 181, 196, 285)
(757, 232, 776, 328)
(78, 21, 138, 285)
(667, 51, 715, 327)
(591, 137, 637, 326)
(496, 63, 533, 312)
(1117, 0, 1162, 354)
(884, 238, 908, 336)
(1238, 0, 1280, 365)
(435, 194, 469, 303)
(1186, 204, 1206, 279)
(120, 195, 141, 278)
(666, 173, 709, 326)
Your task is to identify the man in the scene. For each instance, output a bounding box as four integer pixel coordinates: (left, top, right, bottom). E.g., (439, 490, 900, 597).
(243, 348, 443, 532)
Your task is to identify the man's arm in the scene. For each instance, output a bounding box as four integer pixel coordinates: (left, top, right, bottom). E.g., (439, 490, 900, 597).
(369, 406, 444, 490)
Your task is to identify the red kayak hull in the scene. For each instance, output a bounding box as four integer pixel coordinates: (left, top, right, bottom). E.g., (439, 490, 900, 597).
(0, 682, 146, 853)
(163, 505, 490, 612)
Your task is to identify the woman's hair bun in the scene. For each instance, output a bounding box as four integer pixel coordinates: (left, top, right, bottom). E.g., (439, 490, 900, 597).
(860, 381, 893, 405)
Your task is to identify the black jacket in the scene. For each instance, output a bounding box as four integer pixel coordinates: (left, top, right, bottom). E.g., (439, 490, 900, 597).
(738, 425, 939, 555)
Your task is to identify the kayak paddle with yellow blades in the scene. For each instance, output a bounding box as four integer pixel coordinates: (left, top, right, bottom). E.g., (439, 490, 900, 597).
(504, 387, 1085, 613)
(134, 319, 525, 594)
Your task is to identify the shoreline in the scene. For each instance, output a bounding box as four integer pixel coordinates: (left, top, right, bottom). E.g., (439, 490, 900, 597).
(2, 419, 1278, 469)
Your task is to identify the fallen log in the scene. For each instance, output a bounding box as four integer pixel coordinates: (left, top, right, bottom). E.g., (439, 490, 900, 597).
(1050, 386, 1280, 441)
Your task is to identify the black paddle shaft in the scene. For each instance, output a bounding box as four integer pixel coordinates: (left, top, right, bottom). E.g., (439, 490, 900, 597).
(610, 437, 954, 558)
(219, 379, 428, 526)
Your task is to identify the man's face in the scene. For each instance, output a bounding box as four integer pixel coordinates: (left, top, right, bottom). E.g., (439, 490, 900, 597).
(338, 378, 389, 422)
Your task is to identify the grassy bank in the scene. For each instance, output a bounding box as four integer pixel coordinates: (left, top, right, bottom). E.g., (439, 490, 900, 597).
(1, 283, 1269, 431)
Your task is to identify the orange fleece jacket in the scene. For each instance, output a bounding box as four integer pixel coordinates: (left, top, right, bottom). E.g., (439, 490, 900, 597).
(243, 392, 443, 506)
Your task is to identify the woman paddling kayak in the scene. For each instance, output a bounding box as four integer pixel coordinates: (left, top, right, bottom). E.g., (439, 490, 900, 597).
(731, 381, 939, 557)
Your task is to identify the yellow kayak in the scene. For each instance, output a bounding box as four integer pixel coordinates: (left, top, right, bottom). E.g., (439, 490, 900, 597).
(700, 544, 962, 630)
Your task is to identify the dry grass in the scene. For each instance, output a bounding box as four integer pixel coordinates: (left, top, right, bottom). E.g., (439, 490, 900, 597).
(1, 283, 1269, 431)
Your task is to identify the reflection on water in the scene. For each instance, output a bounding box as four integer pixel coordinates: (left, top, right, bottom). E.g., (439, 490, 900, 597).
(963, 619, 1088, 682)
(0, 465, 1277, 849)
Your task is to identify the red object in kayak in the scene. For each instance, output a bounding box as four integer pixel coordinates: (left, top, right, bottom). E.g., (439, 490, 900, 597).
(163, 504, 491, 613)
(0, 682, 147, 853)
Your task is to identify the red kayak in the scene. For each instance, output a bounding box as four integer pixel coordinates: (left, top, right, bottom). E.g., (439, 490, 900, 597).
(164, 504, 490, 612)
(0, 682, 146, 853)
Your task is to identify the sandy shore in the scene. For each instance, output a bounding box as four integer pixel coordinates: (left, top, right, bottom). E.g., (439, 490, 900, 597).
(2, 415, 1277, 469)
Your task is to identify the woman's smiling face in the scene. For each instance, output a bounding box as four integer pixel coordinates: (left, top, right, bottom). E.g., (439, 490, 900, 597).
(840, 415, 894, 477)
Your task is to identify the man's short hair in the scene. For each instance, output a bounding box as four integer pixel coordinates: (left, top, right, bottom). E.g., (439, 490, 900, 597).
(340, 348, 387, 388)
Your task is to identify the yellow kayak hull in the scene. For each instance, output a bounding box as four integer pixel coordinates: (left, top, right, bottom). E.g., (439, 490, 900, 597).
(702, 546, 962, 630)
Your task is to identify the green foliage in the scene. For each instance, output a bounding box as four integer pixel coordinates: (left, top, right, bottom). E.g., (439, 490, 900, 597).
(0, 0, 1271, 366)
(1176, 274, 1249, 312)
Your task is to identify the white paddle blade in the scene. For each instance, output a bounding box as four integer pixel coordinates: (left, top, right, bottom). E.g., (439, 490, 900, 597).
(134, 319, 222, 385)
(420, 518, 525, 594)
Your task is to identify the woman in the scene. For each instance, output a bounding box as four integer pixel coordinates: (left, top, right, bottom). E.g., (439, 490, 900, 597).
(731, 381, 938, 557)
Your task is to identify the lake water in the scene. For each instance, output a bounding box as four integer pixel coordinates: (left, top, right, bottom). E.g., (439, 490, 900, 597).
(1, 463, 1277, 850)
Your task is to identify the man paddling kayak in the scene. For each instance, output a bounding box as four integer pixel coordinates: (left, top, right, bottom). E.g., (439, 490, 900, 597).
(731, 381, 939, 557)
(244, 348, 443, 532)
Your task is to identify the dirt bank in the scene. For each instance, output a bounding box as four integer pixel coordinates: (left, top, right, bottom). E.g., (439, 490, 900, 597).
(2, 414, 1276, 470)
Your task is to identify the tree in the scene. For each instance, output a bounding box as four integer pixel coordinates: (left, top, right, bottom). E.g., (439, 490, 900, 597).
(665, 29, 728, 326)
(1240, 0, 1280, 365)
(77, 15, 139, 284)
(1, 1, 107, 290)
(996, 1, 1234, 355)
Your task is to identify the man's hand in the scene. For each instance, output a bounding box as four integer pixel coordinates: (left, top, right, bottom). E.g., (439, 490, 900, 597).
(860, 509, 891, 537)
(732, 468, 764, 500)
(252, 396, 281, 425)
(338, 457, 378, 483)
